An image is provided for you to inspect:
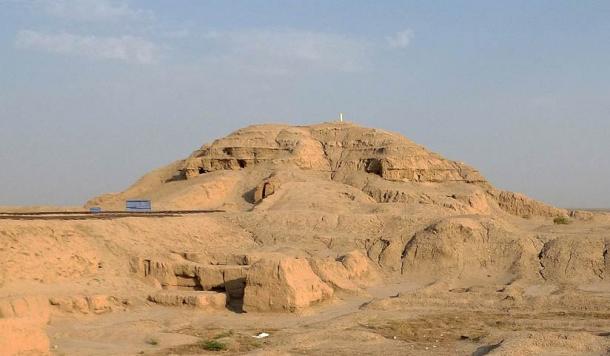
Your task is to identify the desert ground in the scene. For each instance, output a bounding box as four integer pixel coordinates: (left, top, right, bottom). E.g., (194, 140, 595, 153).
(2, 122, 610, 355)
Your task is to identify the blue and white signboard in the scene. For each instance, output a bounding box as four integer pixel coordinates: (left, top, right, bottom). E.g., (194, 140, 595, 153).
(126, 200, 152, 212)
(89, 207, 102, 214)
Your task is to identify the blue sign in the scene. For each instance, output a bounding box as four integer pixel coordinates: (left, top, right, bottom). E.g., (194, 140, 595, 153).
(126, 200, 152, 212)
(89, 207, 102, 214)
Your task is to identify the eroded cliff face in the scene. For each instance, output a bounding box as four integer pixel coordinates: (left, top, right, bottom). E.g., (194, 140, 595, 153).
(180, 123, 485, 184)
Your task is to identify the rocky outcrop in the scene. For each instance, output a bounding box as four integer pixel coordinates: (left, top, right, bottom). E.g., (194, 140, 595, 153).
(243, 256, 334, 312)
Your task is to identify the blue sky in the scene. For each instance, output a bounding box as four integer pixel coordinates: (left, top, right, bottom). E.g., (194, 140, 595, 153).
(1, 0, 609, 207)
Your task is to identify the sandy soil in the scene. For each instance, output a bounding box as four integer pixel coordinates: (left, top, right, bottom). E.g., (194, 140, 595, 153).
(45, 277, 610, 355)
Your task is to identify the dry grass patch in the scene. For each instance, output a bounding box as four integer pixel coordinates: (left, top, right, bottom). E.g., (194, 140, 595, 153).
(553, 216, 570, 225)
(363, 314, 489, 343)
(159, 328, 265, 354)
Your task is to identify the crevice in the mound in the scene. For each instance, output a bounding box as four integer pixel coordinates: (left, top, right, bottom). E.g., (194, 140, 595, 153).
(242, 187, 257, 205)
(320, 142, 335, 174)
(363, 158, 383, 176)
(310, 127, 337, 175)
(603, 247, 608, 280)
(537, 245, 547, 282)
(595, 245, 607, 280)
(399, 233, 418, 274)
(564, 249, 574, 276)
(365, 238, 389, 266)
(376, 239, 390, 266)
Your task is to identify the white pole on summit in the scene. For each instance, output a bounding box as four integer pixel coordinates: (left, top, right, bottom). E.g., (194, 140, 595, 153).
(339, 113, 343, 122)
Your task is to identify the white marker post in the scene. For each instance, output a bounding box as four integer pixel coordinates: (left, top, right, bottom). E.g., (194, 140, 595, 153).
(339, 113, 343, 122)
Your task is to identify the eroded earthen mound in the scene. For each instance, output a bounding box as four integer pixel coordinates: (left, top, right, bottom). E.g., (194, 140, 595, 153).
(78, 122, 607, 306)
(3, 121, 608, 355)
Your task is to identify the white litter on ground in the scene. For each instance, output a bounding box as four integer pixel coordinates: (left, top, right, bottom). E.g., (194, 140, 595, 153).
(254, 332, 270, 339)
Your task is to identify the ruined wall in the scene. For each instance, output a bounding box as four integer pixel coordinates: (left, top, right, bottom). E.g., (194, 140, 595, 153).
(180, 123, 485, 184)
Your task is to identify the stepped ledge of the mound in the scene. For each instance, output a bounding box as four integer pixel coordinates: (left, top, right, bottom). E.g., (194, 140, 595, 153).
(87, 121, 568, 218)
(181, 122, 485, 183)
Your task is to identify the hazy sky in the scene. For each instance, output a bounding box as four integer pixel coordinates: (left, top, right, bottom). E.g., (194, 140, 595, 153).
(1, 1, 609, 208)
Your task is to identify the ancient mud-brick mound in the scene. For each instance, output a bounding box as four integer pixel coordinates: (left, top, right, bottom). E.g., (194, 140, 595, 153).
(181, 123, 485, 183)
(6, 120, 610, 355)
(88, 121, 565, 218)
